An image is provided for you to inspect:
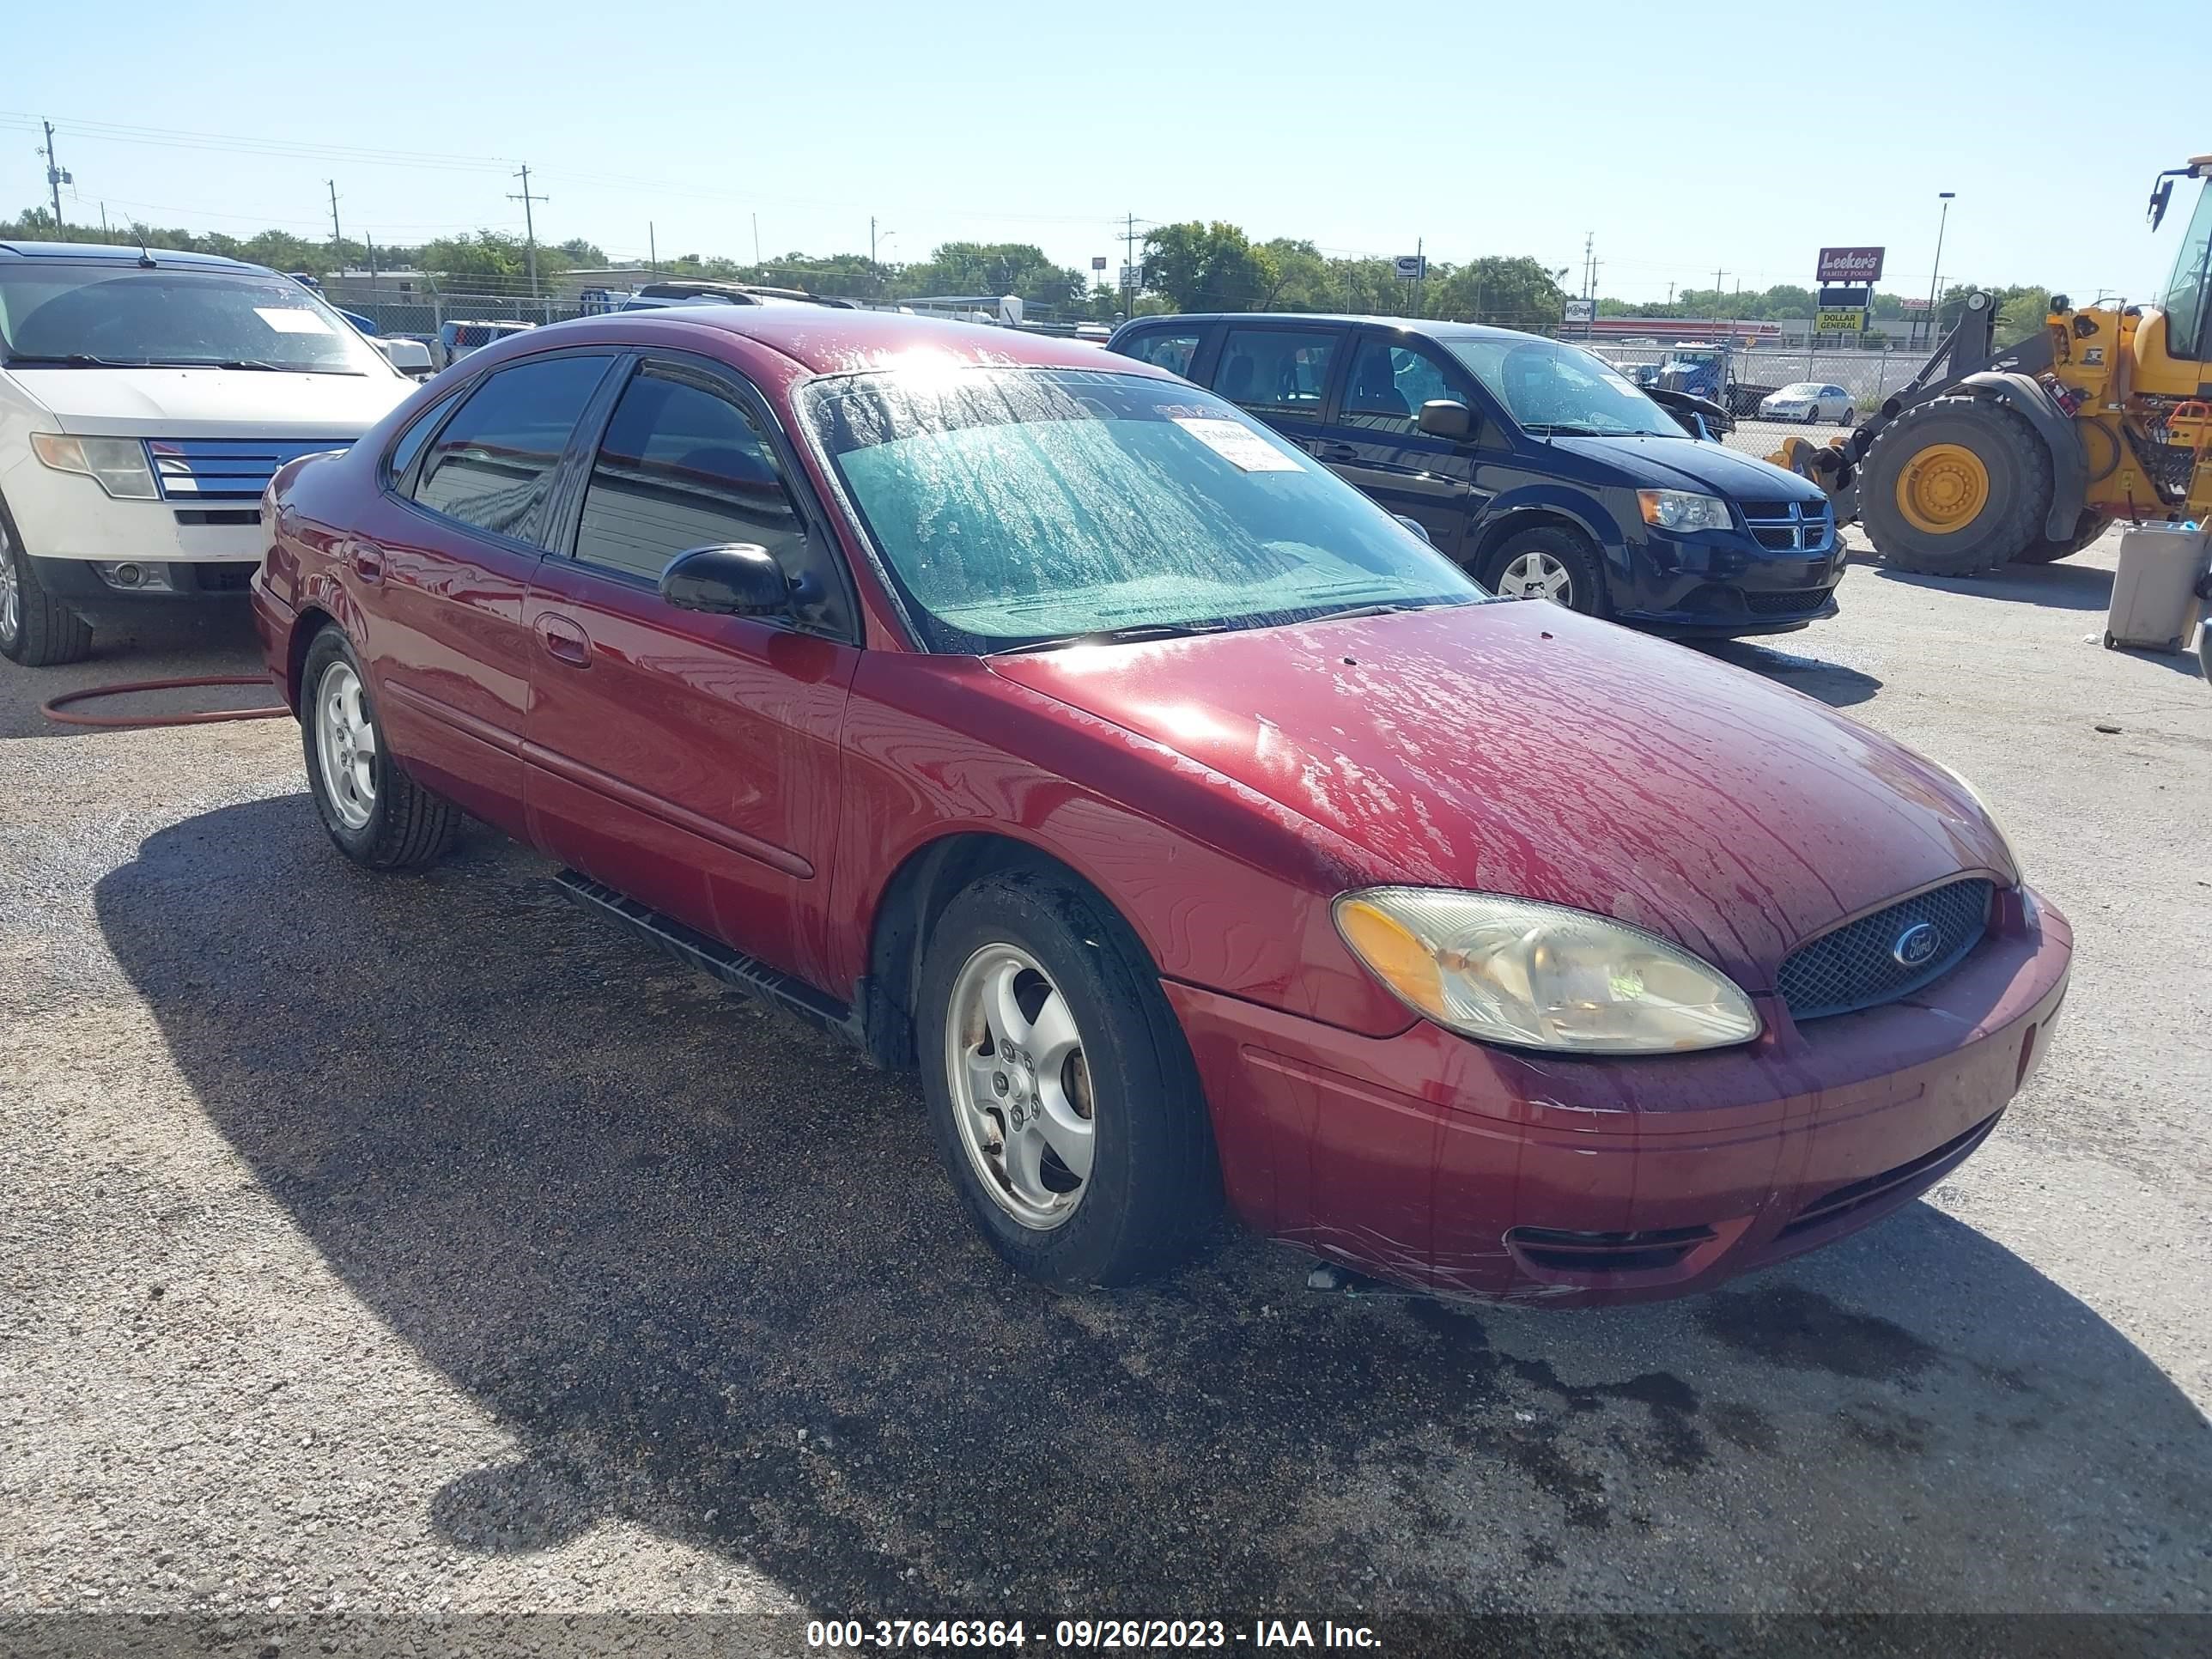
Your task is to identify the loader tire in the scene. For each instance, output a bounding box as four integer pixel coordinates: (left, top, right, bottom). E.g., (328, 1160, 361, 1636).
(1859, 394, 2053, 576)
(2012, 510, 2108, 565)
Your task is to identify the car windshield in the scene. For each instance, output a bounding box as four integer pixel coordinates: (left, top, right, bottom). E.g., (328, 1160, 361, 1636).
(1443, 337, 1683, 437)
(0, 264, 391, 374)
(805, 366, 1483, 653)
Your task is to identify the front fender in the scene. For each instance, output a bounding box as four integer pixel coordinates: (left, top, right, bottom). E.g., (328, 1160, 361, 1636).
(1959, 371, 2088, 540)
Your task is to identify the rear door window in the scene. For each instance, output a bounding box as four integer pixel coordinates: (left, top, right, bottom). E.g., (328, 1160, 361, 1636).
(412, 354, 613, 544)
(1214, 328, 1340, 422)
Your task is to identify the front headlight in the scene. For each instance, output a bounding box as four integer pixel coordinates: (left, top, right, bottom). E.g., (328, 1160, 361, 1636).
(29, 433, 158, 500)
(1637, 489, 1732, 532)
(1334, 888, 1762, 1054)
(1930, 762, 2022, 883)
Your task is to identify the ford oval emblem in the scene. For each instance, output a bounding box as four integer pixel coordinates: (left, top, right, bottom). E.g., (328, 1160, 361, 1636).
(1892, 921, 1941, 969)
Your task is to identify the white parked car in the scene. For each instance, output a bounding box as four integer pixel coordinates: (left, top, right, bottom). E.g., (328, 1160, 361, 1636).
(1758, 382, 1855, 424)
(0, 241, 417, 665)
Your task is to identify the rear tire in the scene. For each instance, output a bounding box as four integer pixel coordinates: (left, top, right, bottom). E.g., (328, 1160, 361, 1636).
(917, 866, 1220, 1288)
(1859, 394, 2054, 576)
(2012, 509, 2107, 565)
(0, 504, 96, 667)
(300, 626, 459, 871)
(1478, 525, 1609, 617)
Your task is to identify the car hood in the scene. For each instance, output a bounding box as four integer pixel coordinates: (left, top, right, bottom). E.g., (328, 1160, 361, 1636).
(986, 601, 2010, 987)
(1544, 433, 1822, 500)
(6, 366, 410, 439)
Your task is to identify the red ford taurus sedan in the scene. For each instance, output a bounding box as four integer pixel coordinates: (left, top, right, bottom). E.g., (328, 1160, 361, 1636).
(252, 306, 2071, 1306)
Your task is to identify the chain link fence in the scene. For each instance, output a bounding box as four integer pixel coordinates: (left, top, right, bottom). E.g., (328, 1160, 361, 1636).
(1580, 340, 1933, 468)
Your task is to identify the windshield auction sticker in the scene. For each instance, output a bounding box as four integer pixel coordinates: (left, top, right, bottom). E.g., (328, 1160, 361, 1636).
(254, 307, 335, 334)
(1174, 416, 1302, 471)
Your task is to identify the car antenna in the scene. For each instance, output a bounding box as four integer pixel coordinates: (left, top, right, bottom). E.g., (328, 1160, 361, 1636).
(134, 228, 155, 268)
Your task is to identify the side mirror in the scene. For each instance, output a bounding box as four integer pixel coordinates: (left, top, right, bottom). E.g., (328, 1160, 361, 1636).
(1391, 514, 1431, 544)
(1416, 399, 1474, 440)
(660, 544, 791, 617)
(379, 337, 434, 376)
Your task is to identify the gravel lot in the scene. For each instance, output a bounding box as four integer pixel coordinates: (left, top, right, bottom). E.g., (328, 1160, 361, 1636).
(2, 537, 2207, 1653)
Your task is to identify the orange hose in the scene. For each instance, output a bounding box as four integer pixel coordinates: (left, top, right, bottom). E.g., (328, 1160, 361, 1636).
(40, 675, 290, 729)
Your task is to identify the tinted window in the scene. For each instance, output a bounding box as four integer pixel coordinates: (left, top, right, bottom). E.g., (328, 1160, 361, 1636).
(574, 366, 805, 581)
(384, 392, 459, 486)
(1341, 338, 1461, 433)
(413, 355, 611, 543)
(1122, 330, 1201, 377)
(1215, 329, 1337, 420)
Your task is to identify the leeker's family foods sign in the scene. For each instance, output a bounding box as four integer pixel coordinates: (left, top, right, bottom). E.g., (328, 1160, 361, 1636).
(1816, 246, 1886, 283)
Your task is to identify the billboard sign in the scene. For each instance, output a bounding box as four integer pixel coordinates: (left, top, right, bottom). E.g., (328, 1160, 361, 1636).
(1562, 297, 1596, 324)
(1814, 307, 1869, 333)
(1818, 285, 1871, 308)
(1091, 256, 1108, 271)
(1816, 246, 1885, 283)
(1394, 253, 1427, 281)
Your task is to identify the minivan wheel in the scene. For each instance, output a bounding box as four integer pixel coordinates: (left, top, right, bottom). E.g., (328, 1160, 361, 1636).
(918, 868, 1220, 1287)
(300, 626, 459, 871)
(1480, 526, 1608, 617)
(0, 506, 95, 667)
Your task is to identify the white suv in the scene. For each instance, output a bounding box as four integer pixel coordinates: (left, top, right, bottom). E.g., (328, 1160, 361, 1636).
(0, 241, 417, 665)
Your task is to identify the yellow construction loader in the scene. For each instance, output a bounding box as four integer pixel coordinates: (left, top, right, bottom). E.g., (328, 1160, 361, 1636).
(1775, 155, 2212, 574)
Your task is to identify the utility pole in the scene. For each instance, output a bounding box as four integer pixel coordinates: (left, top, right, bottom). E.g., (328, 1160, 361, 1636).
(751, 213, 761, 264)
(1122, 211, 1140, 319)
(508, 164, 549, 300)
(100, 203, 110, 236)
(326, 179, 343, 269)
(367, 234, 378, 280)
(648, 222, 658, 272)
(871, 216, 878, 266)
(1711, 268, 1728, 319)
(1582, 232, 1594, 299)
(1666, 281, 1674, 307)
(40, 120, 70, 230)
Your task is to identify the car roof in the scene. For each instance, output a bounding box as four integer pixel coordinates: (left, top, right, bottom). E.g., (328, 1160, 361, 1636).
(0, 240, 270, 274)
(515, 306, 1161, 377)
(1115, 312, 1537, 344)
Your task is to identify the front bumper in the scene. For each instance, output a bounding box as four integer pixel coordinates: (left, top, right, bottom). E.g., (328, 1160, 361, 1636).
(3, 458, 269, 620)
(1167, 884, 2071, 1307)
(1612, 523, 1847, 636)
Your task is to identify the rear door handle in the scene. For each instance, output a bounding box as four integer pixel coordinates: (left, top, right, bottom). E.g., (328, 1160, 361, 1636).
(1311, 441, 1358, 463)
(534, 611, 592, 668)
(347, 539, 386, 584)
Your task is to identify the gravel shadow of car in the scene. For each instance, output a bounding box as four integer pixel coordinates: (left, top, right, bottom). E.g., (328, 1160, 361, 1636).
(93, 799, 2212, 1630)
(1686, 638, 1882, 708)
(1871, 559, 2115, 613)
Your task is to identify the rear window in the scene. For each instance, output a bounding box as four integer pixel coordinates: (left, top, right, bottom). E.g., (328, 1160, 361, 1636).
(1120, 330, 1201, 378)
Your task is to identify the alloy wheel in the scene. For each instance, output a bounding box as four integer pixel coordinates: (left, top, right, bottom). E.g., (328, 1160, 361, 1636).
(945, 942, 1095, 1230)
(1497, 550, 1574, 605)
(0, 523, 19, 649)
(314, 659, 379, 831)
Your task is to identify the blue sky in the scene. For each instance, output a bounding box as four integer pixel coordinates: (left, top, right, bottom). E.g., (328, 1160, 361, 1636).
(7, 0, 2209, 303)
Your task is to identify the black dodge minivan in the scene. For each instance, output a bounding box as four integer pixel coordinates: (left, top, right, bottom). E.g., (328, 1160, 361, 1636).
(1108, 314, 1842, 636)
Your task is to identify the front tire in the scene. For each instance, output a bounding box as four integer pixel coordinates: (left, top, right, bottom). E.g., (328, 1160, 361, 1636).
(301, 627, 459, 871)
(1858, 394, 2054, 575)
(0, 505, 95, 667)
(918, 867, 1219, 1288)
(1479, 525, 1609, 617)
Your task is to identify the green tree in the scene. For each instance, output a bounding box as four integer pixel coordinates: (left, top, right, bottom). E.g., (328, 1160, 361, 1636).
(556, 237, 607, 266)
(1425, 257, 1571, 328)
(1996, 287, 2053, 347)
(1141, 222, 1276, 313)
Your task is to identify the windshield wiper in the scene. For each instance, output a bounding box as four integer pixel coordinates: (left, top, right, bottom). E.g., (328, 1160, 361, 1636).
(2, 352, 140, 368)
(1313, 599, 1454, 623)
(138, 357, 356, 374)
(988, 619, 1237, 655)
(1520, 422, 1613, 436)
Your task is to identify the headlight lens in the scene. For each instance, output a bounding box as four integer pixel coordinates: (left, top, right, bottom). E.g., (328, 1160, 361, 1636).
(1334, 888, 1762, 1054)
(1930, 762, 2022, 883)
(29, 433, 158, 500)
(1637, 489, 1732, 532)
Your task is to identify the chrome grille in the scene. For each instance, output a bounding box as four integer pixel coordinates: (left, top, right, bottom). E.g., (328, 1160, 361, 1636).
(1778, 878, 1993, 1021)
(148, 438, 338, 501)
(1740, 498, 1835, 552)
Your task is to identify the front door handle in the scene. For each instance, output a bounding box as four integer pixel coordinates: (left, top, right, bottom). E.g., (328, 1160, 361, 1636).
(1310, 441, 1358, 463)
(347, 539, 387, 585)
(534, 611, 592, 668)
